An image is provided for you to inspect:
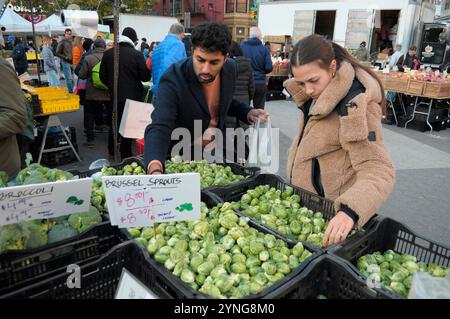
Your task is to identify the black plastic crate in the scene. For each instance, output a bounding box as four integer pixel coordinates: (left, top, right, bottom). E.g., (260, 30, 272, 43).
(0, 221, 127, 297)
(264, 255, 383, 299)
(73, 156, 146, 178)
(122, 192, 322, 299)
(207, 174, 378, 250)
(328, 216, 450, 298)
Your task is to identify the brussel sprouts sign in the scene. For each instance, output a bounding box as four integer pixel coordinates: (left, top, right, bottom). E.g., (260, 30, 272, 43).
(102, 173, 201, 228)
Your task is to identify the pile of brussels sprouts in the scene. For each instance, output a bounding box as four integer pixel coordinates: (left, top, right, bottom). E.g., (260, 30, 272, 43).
(229, 185, 338, 247)
(127, 202, 313, 299)
(165, 158, 246, 189)
(357, 250, 450, 297)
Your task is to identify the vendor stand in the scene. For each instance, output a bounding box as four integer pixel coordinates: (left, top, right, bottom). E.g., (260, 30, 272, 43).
(376, 71, 450, 133)
(22, 85, 81, 164)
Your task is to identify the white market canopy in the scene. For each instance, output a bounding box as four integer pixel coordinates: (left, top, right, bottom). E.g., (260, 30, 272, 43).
(0, 6, 32, 33)
(35, 14, 65, 33)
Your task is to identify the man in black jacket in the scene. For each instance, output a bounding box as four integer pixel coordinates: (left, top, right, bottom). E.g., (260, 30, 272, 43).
(144, 22, 268, 174)
(100, 27, 151, 158)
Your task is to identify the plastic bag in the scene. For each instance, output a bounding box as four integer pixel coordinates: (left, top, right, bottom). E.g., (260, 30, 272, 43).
(408, 272, 450, 299)
(247, 118, 279, 174)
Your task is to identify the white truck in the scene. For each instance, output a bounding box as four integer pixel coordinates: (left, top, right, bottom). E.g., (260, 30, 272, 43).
(103, 14, 179, 43)
(258, 0, 437, 53)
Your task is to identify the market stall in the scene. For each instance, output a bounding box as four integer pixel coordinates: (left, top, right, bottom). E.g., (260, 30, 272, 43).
(376, 70, 450, 132)
(0, 156, 448, 299)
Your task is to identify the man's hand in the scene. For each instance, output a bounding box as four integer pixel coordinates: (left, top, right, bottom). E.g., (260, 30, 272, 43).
(147, 161, 163, 175)
(322, 212, 355, 247)
(247, 109, 269, 124)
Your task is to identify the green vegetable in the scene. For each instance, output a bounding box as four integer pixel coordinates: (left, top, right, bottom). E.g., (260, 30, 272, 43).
(47, 222, 78, 244)
(67, 206, 102, 233)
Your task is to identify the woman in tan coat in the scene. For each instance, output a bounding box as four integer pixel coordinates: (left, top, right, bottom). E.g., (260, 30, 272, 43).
(283, 35, 395, 246)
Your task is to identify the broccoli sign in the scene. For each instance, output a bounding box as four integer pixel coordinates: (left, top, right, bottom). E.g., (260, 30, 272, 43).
(0, 179, 93, 226)
(102, 173, 201, 228)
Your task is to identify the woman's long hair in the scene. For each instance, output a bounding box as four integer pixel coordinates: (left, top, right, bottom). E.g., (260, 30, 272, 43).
(290, 35, 386, 111)
(73, 36, 84, 52)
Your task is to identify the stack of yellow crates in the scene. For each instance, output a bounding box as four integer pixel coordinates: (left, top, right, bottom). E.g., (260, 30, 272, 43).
(29, 87, 80, 114)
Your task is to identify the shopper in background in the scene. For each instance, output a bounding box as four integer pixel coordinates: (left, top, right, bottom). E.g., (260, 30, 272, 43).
(355, 41, 370, 62)
(241, 27, 273, 109)
(8, 36, 28, 75)
(0, 57, 27, 178)
(72, 36, 84, 71)
(396, 46, 419, 72)
(51, 35, 62, 79)
(151, 23, 186, 99)
(100, 27, 151, 158)
(388, 44, 403, 70)
(283, 35, 395, 246)
(42, 36, 60, 87)
(140, 37, 150, 54)
(56, 28, 74, 93)
(79, 38, 110, 148)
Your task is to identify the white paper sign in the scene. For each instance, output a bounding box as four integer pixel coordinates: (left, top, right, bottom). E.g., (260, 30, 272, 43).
(0, 179, 93, 225)
(119, 99, 154, 139)
(115, 268, 159, 299)
(102, 173, 201, 228)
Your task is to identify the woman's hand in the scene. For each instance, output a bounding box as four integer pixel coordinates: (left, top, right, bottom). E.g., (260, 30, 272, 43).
(322, 212, 354, 246)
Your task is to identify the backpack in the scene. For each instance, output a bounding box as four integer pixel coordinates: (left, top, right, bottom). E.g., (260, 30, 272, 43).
(91, 56, 108, 90)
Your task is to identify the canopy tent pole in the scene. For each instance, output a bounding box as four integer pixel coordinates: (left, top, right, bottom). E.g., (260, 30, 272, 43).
(113, 0, 120, 163)
(28, 0, 41, 85)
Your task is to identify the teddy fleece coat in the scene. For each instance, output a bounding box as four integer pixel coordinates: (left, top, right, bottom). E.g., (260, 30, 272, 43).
(283, 61, 395, 228)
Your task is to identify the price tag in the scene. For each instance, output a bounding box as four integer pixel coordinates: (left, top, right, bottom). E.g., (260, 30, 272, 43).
(115, 268, 159, 299)
(0, 179, 93, 226)
(102, 173, 201, 228)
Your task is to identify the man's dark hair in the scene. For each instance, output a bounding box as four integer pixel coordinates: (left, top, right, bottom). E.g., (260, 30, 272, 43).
(65, 28, 72, 34)
(142, 37, 147, 42)
(191, 22, 231, 55)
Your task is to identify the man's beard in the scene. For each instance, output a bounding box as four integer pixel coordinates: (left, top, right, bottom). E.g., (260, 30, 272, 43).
(197, 73, 216, 84)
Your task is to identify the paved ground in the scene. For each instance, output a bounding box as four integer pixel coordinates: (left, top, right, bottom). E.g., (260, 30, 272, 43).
(265, 99, 450, 247)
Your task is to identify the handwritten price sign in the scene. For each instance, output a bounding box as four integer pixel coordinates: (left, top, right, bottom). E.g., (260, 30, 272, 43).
(102, 173, 201, 228)
(0, 179, 93, 226)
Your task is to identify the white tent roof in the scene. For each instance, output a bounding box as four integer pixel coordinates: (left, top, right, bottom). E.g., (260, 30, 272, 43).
(35, 14, 65, 33)
(0, 6, 32, 33)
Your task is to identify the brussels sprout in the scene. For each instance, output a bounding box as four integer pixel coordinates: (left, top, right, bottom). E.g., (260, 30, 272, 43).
(211, 265, 228, 279)
(147, 238, 159, 255)
(231, 245, 242, 254)
(199, 283, 222, 299)
(273, 252, 288, 263)
(190, 253, 204, 272)
(277, 262, 292, 275)
(249, 281, 263, 295)
(390, 282, 408, 297)
(141, 227, 155, 240)
(404, 275, 413, 289)
(180, 268, 195, 284)
(164, 258, 177, 271)
(390, 271, 407, 282)
(231, 263, 247, 274)
(214, 274, 235, 293)
(289, 220, 302, 235)
(170, 249, 185, 263)
(301, 224, 312, 235)
(254, 272, 268, 286)
(367, 264, 381, 274)
(197, 261, 215, 275)
(134, 237, 148, 247)
(403, 261, 419, 273)
(196, 273, 206, 286)
(249, 266, 262, 277)
(299, 250, 313, 262)
(220, 253, 232, 267)
(218, 227, 228, 237)
(127, 228, 141, 238)
(221, 235, 235, 250)
(262, 261, 277, 275)
(259, 251, 270, 262)
(207, 253, 220, 267)
(430, 265, 447, 277)
(246, 256, 261, 268)
(298, 234, 307, 242)
(292, 243, 304, 257)
(154, 251, 170, 263)
(228, 227, 245, 240)
(289, 255, 300, 269)
(249, 241, 265, 255)
(165, 225, 177, 237)
(167, 237, 179, 247)
(232, 253, 247, 265)
(239, 273, 251, 283)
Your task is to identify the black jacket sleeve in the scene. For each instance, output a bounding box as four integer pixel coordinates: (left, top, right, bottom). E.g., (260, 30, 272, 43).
(99, 52, 109, 87)
(264, 48, 273, 74)
(228, 100, 253, 124)
(248, 66, 255, 101)
(137, 52, 151, 82)
(144, 75, 179, 167)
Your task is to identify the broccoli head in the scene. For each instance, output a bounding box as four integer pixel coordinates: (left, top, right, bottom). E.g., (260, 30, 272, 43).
(0, 223, 30, 251)
(0, 171, 8, 187)
(48, 222, 79, 244)
(67, 206, 102, 233)
(24, 220, 49, 249)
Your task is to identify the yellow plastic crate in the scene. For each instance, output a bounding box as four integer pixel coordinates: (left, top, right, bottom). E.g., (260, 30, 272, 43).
(40, 94, 80, 114)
